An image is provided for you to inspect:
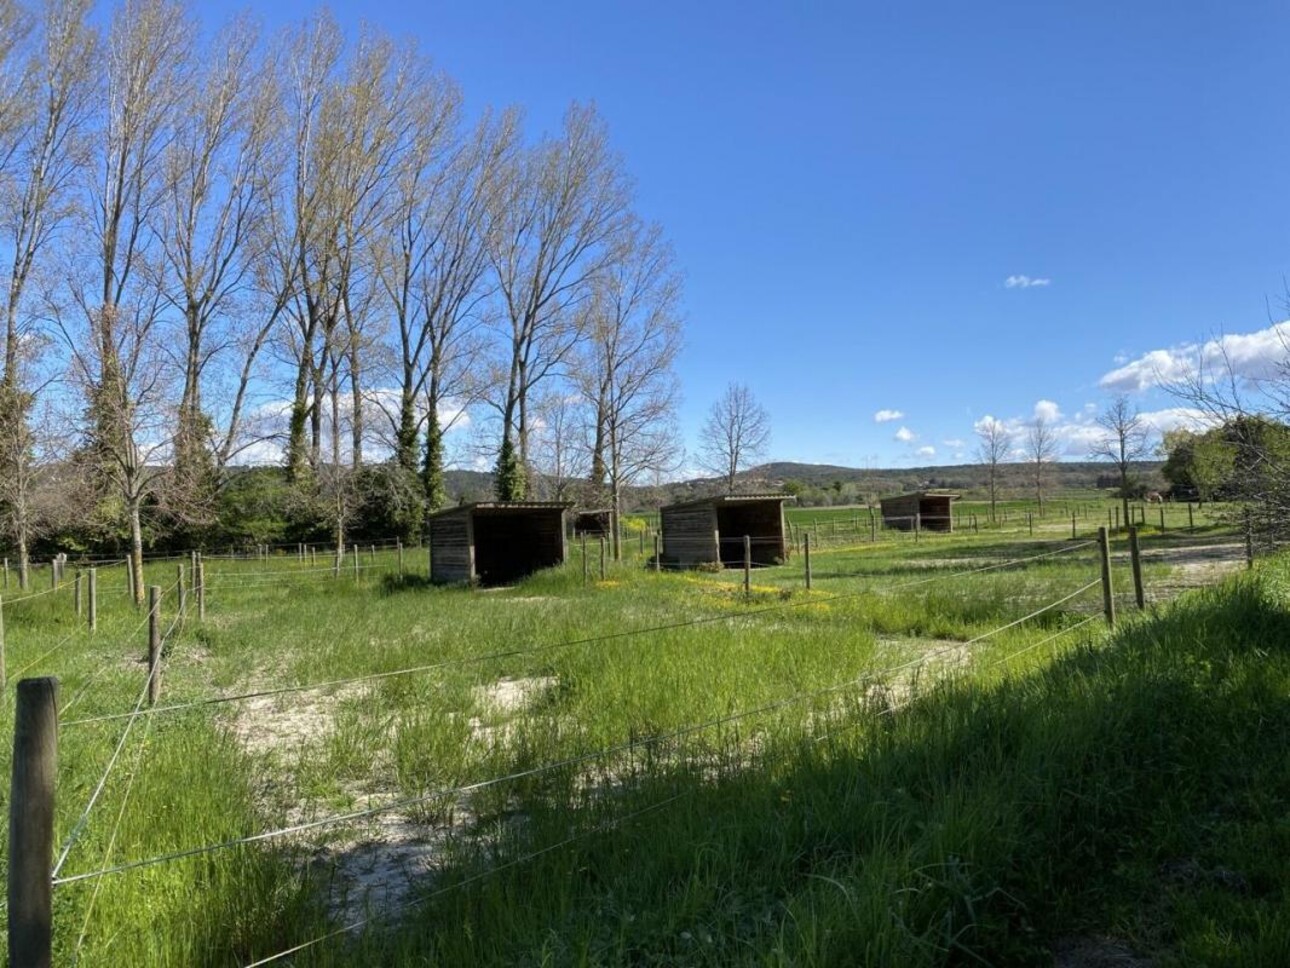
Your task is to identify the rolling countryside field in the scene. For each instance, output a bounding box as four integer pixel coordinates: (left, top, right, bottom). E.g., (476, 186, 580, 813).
(2, 493, 1282, 965)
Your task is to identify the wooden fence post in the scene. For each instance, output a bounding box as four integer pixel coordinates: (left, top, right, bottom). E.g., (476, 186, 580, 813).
(582, 534, 588, 585)
(1028, 513, 1033, 537)
(49, 561, 55, 591)
(3, 557, 7, 589)
(1245, 507, 1254, 570)
(804, 532, 812, 591)
(1071, 512, 1077, 539)
(352, 544, 359, 581)
(1188, 503, 1195, 531)
(147, 585, 161, 706)
(8, 676, 58, 968)
(88, 568, 97, 633)
(0, 596, 5, 691)
(743, 535, 751, 597)
(869, 508, 876, 542)
(1159, 506, 1165, 532)
(126, 557, 135, 603)
(177, 564, 186, 624)
(1128, 525, 1145, 610)
(197, 560, 206, 621)
(74, 571, 82, 618)
(654, 533, 661, 573)
(599, 536, 606, 581)
(1097, 526, 1115, 629)
(914, 513, 920, 543)
(398, 539, 404, 575)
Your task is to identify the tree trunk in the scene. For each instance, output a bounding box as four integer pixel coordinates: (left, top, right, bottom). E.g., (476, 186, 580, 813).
(128, 496, 144, 606)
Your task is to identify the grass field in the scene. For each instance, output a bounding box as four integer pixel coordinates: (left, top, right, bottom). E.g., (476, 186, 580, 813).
(0, 507, 1277, 965)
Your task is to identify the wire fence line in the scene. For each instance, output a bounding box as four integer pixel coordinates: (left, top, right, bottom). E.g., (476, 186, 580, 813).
(236, 591, 1109, 967)
(51, 570, 1104, 888)
(241, 789, 690, 967)
(50, 579, 183, 881)
(60, 541, 1098, 729)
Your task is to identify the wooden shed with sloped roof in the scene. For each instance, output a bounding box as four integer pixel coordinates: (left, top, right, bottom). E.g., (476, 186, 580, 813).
(572, 508, 615, 538)
(878, 491, 959, 532)
(659, 494, 791, 568)
(428, 502, 571, 585)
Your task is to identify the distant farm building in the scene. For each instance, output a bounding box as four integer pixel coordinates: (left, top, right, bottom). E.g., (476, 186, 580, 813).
(878, 492, 959, 532)
(659, 494, 790, 568)
(572, 509, 614, 538)
(428, 502, 571, 585)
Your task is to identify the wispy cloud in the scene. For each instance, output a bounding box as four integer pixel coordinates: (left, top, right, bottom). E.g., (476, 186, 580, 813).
(873, 408, 904, 423)
(894, 426, 916, 443)
(942, 438, 965, 448)
(1004, 274, 1051, 289)
(915, 445, 936, 458)
(1098, 322, 1290, 393)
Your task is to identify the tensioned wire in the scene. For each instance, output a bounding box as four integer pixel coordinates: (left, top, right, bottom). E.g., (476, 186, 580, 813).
(51, 584, 182, 880)
(60, 540, 1098, 728)
(51, 575, 1102, 887)
(235, 605, 1104, 967)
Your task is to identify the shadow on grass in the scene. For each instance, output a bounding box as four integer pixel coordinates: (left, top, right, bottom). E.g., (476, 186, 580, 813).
(309, 565, 1290, 966)
(378, 573, 438, 595)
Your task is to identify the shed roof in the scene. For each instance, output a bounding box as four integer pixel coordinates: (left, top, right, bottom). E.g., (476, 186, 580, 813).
(427, 501, 573, 520)
(879, 491, 960, 502)
(661, 493, 793, 513)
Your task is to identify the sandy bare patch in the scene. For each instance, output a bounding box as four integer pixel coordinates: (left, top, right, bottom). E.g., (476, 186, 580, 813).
(473, 675, 557, 713)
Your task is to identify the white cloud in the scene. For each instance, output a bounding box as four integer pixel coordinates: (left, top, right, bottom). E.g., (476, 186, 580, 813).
(915, 445, 936, 458)
(893, 426, 916, 443)
(873, 408, 904, 423)
(972, 414, 1008, 435)
(1004, 274, 1051, 289)
(1098, 321, 1290, 393)
(942, 437, 965, 448)
(1033, 399, 1061, 423)
(1138, 407, 1218, 434)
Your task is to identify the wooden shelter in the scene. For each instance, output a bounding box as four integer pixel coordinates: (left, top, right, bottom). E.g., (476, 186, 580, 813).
(659, 494, 790, 568)
(428, 502, 571, 585)
(878, 491, 959, 532)
(572, 509, 614, 538)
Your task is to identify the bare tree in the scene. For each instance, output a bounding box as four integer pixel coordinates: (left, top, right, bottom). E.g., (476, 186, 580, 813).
(1024, 415, 1059, 516)
(486, 102, 630, 497)
(69, 0, 192, 602)
(975, 416, 1012, 523)
(1091, 395, 1150, 531)
(578, 217, 683, 555)
(374, 88, 509, 515)
(529, 391, 587, 502)
(0, 0, 95, 586)
(699, 382, 770, 494)
(154, 14, 277, 531)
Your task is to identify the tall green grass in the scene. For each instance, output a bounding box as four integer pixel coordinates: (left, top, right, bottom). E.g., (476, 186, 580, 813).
(0, 528, 1271, 965)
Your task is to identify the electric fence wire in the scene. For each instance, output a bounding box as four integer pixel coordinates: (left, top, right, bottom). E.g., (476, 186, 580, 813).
(52, 575, 1103, 887)
(60, 541, 1099, 730)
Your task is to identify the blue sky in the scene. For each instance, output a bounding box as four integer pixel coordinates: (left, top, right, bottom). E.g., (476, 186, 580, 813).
(213, 0, 1290, 468)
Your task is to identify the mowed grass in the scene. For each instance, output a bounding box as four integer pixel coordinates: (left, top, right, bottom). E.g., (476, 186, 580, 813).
(0, 520, 1276, 965)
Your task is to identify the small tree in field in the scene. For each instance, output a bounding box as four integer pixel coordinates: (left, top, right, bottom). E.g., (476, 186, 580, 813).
(975, 416, 1012, 523)
(1091, 396, 1151, 531)
(1025, 416, 1059, 516)
(699, 383, 770, 494)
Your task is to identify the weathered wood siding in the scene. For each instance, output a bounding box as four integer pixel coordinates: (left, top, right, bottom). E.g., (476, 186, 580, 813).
(661, 504, 719, 566)
(430, 510, 473, 583)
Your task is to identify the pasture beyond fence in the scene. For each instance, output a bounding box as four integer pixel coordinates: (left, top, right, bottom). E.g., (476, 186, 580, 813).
(0, 519, 1248, 964)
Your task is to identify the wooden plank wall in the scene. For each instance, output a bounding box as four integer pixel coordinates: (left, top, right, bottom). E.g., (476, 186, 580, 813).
(430, 511, 473, 583)
(661, 504, 719, 566)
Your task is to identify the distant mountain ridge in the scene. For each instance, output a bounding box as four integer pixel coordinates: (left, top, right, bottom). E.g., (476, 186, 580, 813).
(444, 460, 1163, 506)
